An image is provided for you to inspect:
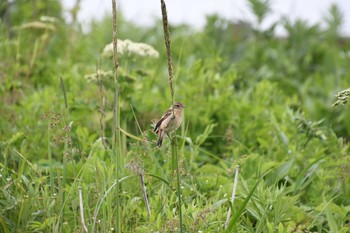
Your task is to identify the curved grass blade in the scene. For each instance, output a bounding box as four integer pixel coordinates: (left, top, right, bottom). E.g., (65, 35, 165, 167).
(147, 173, 170, 186)
(118, 127, 150, 143)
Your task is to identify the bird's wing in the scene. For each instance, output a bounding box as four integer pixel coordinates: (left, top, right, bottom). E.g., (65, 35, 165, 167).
(154, 109, 172, 133)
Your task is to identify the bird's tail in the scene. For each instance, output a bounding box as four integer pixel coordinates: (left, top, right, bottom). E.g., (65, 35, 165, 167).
(157, 136, 163, 148)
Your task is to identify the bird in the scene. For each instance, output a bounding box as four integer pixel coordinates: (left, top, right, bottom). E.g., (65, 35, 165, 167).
(154, 102, 185, 147)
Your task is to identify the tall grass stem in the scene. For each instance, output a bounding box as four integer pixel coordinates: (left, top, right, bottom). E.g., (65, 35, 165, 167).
(60, 76, 68, 109)
(160, 0, 175, 106)
(97, 61, 107, 149)
(47, 125, 53, 193)
(160, 0, 183, 231)
(111, 0, 121, 232)
(225, 165, 240, 229)
(172, 137, 183, 232)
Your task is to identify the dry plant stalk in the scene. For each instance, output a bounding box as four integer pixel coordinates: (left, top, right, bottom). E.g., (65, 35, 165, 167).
(160, 1, 183, 232)
(111, 0, 120, 149)
(111, 1, 122, 232)
(78, 187, 88, 233)
(225, 165, 240, 229)
(111, 0, 120, 150)
(160, 0, 175, 106)
(140, 173, 151, 219)
(111, 0, 119, 80)
(129, 160, 151, 218)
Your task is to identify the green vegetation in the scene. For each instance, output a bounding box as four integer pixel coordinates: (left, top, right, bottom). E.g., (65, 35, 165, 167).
(1, 0, 350, 232)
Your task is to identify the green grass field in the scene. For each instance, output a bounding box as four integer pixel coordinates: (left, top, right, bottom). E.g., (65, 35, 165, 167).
(1, 0, 350, 232)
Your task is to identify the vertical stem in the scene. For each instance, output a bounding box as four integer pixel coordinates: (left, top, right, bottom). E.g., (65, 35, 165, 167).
(122, 120, 127, 157)
(225, 165, 240, 229)
(172, 136, 183, 232)
(60, 76, 68, 109)
(111, 2, 119, 151)
(140, 174, 151, 219)
(78, 187, 88, 233)
(48, 125, 53, 194)
(26, 38, 39, 79)
(97, 63, 107, 149)
(111, 0, 120, 232)
(60, 76, 68, 200)
(160, 0, 183, 231)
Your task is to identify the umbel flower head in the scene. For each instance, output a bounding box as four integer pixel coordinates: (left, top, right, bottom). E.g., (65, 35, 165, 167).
(332, 88, 350, 107)
(102, 39, 159, 58)
(84, 69, 113, 83)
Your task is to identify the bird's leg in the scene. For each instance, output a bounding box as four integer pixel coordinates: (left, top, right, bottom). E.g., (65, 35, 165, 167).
(166, 133, 171, 140)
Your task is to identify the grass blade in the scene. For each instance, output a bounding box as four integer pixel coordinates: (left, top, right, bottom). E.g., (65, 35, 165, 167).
(60, 76, 68, 109)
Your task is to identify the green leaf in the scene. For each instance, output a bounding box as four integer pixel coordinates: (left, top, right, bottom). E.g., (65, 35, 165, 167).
(266, 221, 274, 233)
(325, 207, 339, 233)
(266, 159, 294, 185)
(293, 155, 327, 193)
(278, 222, 284, 233)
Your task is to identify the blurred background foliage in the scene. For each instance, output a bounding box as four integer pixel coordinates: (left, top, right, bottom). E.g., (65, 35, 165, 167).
(1, 0, 350, 232)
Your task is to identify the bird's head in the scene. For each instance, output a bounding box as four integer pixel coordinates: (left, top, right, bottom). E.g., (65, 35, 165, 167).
(173, 102, 185, 110)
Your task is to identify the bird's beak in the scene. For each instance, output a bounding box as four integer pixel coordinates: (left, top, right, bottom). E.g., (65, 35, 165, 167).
(183, 105, 186, 108)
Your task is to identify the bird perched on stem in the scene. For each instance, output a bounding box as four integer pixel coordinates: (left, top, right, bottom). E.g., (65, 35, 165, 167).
(154, 102, 185, 147)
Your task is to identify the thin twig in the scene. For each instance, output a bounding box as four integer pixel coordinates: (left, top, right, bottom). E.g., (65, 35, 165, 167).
(225, 165, 240, 229)
(140, 174, 151, 219)
(78, 187, 88, 233)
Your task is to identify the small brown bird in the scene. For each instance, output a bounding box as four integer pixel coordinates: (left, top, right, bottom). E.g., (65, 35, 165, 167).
(154, 102, 185, 147)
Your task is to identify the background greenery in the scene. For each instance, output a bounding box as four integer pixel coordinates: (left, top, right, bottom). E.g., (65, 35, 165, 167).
(1, 0, 350, 232)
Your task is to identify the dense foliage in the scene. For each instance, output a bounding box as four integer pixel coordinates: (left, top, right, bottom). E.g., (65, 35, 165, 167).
(1, 0, 350, 232)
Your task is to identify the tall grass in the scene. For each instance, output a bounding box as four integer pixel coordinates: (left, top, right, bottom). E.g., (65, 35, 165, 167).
(111, 0, 122, 232)
(160, 0, 183, 231)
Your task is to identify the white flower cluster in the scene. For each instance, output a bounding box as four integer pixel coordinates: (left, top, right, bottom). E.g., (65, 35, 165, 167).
(84, 69, 113, 82)
(102, 39, 159, 58)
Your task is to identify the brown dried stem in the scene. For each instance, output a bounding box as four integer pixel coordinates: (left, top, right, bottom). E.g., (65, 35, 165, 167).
(160, 0, 175, 107)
